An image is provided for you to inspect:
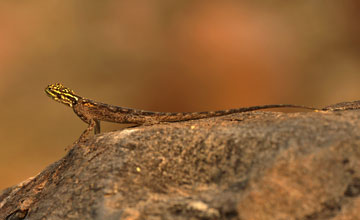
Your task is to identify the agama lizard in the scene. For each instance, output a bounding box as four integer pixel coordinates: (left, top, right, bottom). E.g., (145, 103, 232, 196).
(45, 83, 317, 142)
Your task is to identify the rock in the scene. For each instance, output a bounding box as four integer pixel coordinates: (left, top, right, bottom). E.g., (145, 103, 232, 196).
(1, 102, 360, 219)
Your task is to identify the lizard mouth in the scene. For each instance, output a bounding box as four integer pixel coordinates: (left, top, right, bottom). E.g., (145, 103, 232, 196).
(45, 86, 56, 99)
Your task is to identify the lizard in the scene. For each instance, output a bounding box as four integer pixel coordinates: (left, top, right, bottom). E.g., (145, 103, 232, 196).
(45, 83, 317, 143)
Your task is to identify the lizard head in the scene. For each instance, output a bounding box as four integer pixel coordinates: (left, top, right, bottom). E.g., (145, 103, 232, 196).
(45, 83, 79, 107)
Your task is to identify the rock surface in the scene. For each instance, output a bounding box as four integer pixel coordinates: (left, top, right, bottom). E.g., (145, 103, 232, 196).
(1, 102, 360, 220)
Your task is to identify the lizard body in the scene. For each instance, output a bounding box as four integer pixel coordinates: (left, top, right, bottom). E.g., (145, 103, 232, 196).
(45, 83, 316, 142)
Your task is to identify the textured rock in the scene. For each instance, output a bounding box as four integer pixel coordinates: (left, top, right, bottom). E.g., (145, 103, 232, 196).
(1, 102, 360, 220)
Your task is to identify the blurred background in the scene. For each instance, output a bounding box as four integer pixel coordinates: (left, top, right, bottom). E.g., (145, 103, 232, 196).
(1, 1, 360, 189)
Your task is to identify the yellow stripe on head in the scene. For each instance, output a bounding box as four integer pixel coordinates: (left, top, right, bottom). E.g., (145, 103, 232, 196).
(45, 83, 79, 107)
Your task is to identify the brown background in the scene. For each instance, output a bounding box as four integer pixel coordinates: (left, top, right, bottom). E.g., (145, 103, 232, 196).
(1, 1, 360, 189)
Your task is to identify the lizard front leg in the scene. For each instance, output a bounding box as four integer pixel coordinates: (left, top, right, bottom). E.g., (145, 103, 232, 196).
(73, 104, 100, 140)
(78, 119, 99, 143)
(94, 119, 100, 134)
(65, 119, 99, 150)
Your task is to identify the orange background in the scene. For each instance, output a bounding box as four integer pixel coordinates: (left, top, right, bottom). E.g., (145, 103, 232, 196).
(1, 1, 360, 189)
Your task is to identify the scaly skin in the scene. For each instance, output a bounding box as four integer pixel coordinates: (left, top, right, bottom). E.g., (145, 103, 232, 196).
(45, 83, 317, 142)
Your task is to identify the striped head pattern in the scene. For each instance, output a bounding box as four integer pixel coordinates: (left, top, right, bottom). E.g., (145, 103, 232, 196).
(45, 83, 79, 107)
